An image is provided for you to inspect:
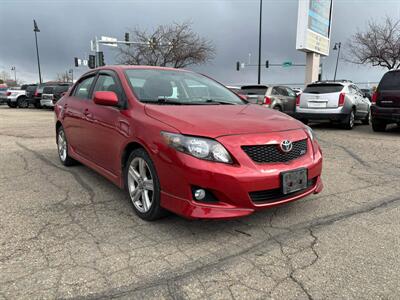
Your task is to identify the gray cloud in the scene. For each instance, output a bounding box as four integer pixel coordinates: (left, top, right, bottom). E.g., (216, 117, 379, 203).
(1, 0, 399, 87)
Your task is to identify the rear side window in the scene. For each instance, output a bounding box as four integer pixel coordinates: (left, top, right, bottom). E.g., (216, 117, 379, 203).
(27, 86, 37, 92)
(304, 84, 343, 94)
(241, 86, 268, 95)
(43, 86, 54, 94)
(379, 72, 400, 90)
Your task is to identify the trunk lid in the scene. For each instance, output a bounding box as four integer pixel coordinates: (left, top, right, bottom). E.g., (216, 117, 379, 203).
(376, 71, 400, 107)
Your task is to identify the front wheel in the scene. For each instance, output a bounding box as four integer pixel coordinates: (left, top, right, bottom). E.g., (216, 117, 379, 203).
(361, 110, 370, 125)
(57, 126, 76, 166)
(124, 148, 166, 221)
(343, 109, 355, 130)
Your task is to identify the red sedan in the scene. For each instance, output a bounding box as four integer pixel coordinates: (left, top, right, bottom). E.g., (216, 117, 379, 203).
(54, 66, 323, 220)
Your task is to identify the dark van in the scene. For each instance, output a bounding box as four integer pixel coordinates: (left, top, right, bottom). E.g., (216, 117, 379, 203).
(371, 70, 400, 131)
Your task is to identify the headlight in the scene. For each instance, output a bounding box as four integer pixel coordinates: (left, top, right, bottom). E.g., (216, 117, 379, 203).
(305, 126, 315, 141)
(161, 132, 233, 164)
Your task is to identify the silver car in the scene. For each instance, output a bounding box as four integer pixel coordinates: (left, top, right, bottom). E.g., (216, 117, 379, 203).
(240, 85, 297, 116)
(295, 81, 371, 129)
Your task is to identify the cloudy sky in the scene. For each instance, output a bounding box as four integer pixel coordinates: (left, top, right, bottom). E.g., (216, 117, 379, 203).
(1, 0, 399, 87)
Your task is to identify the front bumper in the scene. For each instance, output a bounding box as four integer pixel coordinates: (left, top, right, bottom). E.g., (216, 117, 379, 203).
(371, 105, 400, 123)
(40, 99, 54, 107)
(295, 107, 348, 122)
(157, 130, 323, 219)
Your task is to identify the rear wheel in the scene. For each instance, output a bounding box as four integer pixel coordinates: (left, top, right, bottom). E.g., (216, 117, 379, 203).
(343, 109, 355, 130)
(17, 96, 29, 108)
(124, 148, 166, 221)
(34, 100, 42, 109)
(372, 119, 387, 132)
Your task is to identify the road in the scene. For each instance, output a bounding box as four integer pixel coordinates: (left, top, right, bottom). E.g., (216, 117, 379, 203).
(0, 106, 399, 299)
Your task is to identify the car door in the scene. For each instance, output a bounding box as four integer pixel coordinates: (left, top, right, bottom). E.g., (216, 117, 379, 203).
(283, 87, 297, 115)
(62, 74, 96, 158)
(84, 70, 130, 174)
(354, 85, 370, 115)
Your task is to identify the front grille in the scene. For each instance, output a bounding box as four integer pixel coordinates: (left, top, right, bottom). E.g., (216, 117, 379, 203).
(242, 139, 307, 163)
(249, 177, 317, 203)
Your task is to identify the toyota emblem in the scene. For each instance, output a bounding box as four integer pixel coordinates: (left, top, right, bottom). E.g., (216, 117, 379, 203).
(280, 140, 293, 153)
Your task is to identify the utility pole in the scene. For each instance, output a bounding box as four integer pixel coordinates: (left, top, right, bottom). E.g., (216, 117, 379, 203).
(11, 66, 16, 83)
(333, 42, 341, 81)
(33, 20, 42, 84)
(257, 0, 263, 84)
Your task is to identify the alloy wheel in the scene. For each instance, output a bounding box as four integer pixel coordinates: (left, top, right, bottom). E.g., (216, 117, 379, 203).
(127, 157, 154, 213)
(57, 130, 67, 162)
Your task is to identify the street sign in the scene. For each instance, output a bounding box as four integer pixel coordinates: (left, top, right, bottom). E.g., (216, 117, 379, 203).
(282, 61, 293, 67)
(100, 36, 118, 47)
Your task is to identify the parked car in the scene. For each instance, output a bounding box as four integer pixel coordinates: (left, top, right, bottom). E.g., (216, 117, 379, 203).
(240, 85, 297, 115)
(40, 84, 71, 108)
(361, 88, 372, 101)
(32, 82, 69, 108)
(2, 85, 33, 108)
(0, 84, 8, 104)
(292, 88, 303, 96)
(296, 81, 371, 129)
(54, 66, 323, 220)
(25, 84, 38, 106)
(371, 70, 400, 131)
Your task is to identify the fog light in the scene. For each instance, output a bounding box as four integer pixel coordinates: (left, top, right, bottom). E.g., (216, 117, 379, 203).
(194, 189, 206, 200)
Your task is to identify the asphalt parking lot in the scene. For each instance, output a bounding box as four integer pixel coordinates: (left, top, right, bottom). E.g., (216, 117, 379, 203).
(1, 106, 400, 299)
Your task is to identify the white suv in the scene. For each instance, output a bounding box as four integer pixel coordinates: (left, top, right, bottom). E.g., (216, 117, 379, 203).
(295, 81, 371, 130)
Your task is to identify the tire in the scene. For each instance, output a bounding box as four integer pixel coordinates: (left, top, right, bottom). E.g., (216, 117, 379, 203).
(8, 102, 17, 108)
(124, 148, 166, 221)
(372, 119, 387, 132)
(343, 109, 355, 130)
(362, 110, 370, 125)
(56, 126, 76, 166)
(17, 96, 29, 108)
(272, 106, 282, 112)
(34, 100, 42, 109)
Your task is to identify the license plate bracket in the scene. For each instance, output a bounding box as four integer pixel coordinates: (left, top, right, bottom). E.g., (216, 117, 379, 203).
(281, 168, 308, 195)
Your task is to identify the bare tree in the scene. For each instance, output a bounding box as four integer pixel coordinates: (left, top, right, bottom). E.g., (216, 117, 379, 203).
(56, 72, 72, 83)
(117, 22, 215, 68)
(347, 16, 400, 70)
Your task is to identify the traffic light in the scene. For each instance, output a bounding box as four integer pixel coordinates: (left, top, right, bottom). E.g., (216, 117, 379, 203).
(236, 61, 240, 71)
(265, 60, 269, 68)
(74, 57, 79, 67)
(88, 55, 96, 69)
(149, 37, 157, 50)
(125, 32, 129, 43)
(98, 51, 105, 67)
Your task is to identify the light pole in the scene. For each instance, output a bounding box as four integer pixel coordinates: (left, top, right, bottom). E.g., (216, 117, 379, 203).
(257, 0, 263, 84)
(11, 66, 16, 83)
(68, 69, 73, 83)
(33, 20, 42, 84)
(333, 42, 341, 82)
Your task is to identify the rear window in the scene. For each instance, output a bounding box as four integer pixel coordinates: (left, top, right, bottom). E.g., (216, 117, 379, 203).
(55, 85, 70, 93)
(379, 72, 400, 90)
(240, 86, 268, 95)
(43, 86, 54, 94)
(303, 84, 343, 94)
(27, 86, 37, 92)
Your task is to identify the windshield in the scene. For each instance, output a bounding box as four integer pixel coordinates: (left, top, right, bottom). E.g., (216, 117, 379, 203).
(125, 69, 245, 105)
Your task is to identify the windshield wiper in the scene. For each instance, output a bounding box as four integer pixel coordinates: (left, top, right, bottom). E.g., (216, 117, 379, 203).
(203, 99, 236, 105)
(141, 98, 184, 105)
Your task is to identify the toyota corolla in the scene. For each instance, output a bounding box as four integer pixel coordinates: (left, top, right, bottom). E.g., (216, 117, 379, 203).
(54, 66, 323, 220)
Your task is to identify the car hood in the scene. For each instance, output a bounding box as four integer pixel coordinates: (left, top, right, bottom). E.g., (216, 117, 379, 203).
(144, 104, 304, 138)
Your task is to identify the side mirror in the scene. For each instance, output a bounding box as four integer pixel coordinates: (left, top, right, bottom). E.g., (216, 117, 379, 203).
(93, 91, 118, 106)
